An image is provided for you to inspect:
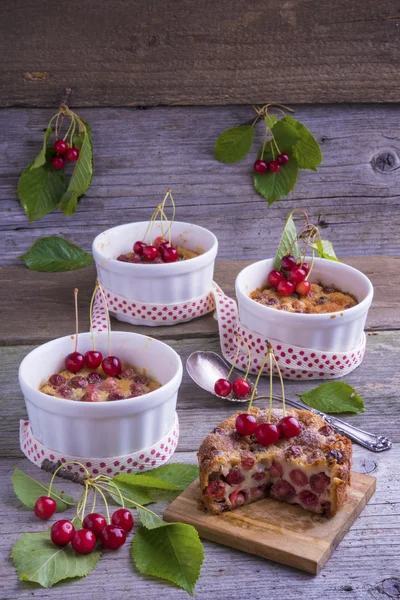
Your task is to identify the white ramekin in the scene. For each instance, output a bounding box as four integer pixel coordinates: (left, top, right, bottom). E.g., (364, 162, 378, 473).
(92, 221, 218, 326)
(236, 258, 374, 352)
(18, 331, 182, 457)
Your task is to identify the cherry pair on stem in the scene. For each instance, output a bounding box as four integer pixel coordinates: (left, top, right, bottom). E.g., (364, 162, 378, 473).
(214, 334, 252, 399)
(64, 285, 122, 377)
(132, 189, 179, 264)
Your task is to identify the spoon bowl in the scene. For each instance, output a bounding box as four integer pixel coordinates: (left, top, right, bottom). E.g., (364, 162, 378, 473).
(186, 351, 250, 402)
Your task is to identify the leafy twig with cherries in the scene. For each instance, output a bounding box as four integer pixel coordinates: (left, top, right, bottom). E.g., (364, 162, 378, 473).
(215, 104, 322, 205)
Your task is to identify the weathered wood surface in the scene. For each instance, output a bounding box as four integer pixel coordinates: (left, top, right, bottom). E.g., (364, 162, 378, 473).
(1, 105, 400, 265)
(1, 257, 399, 346)
(1, 1, 399, 106)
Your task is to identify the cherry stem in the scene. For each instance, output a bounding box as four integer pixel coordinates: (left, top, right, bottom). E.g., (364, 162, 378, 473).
(91, 487, 97, 514)
(247, 344, 271, 412)
(242, 337, 251, 381)
(227, 333, 242, 379)
(271, 350, 286, 417)
(47, 460, 90, 502)
(91, 483, 111, 524)
(96, 281, 111, 356)
(95, 482, 161, 520)
(268, 350, 273, 424)
(97, 476, 125, 509)
(89, 283, 98, 351)
(73, 288, 79, 353)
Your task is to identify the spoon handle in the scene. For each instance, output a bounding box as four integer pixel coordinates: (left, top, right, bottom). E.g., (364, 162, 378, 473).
(258, 395, 392, 453)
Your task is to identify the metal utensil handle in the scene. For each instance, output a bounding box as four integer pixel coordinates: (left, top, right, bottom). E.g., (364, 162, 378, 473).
(256, 395, 393, 453)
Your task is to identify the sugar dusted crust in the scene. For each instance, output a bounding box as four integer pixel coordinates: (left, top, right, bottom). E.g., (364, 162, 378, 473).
(250, 282, 358, 314)
(198, 408, 352, 517)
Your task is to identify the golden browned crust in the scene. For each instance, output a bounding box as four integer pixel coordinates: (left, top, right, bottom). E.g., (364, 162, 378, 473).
(198, 407, 352, 516)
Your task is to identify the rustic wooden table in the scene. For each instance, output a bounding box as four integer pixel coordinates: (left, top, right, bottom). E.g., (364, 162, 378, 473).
(0, 257, 399, 600)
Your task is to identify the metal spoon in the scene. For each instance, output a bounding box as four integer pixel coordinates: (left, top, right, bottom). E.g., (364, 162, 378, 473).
(186, 350, 392, 453)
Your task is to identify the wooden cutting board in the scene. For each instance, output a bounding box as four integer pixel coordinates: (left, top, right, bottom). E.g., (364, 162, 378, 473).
(163, 472, 376, 574)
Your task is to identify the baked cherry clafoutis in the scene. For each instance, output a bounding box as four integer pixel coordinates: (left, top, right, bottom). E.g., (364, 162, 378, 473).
(198, 407, 352, 517)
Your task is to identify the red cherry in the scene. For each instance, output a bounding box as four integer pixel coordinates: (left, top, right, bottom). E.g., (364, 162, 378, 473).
(254, 160, 268, 174)
(235, 413, 258, 436)
(65, 351, 85, 373)
(277, 153, 290, 165)
(84, 350, 103, 369)
(100, 524, 126, 550)
(232, 378, 251, 398)
(296, 280, 311, 296)
(281, 255, 297, 271)
(133, 241, 147, 256)
(53, 140, 68, 154)
(289, 267, 307, 284)
(111, 508, 134, 533)
(214, 378, 232, 397)
(255, 423, 280, 446)
(300, 262, 310, 274)
(268, 160, 280, 173)
(277, 279, 295, 296)
(51, 519, 75, 546)
(154, 236, 166, 248)
(51, 155, 65, 169)
(65, 147, 80, 162)
(279, 416, 301, 439)
(71, 529, 97, 554)
(163, 247, 179, 263)
(158, 242, 171, 256)
(102, 356, 122, 377)
(267, 270, 284, 287)
(206, 480, 226, 499)
(143, 245, 159, 261)
(34, 496, 57, 520)
(83, 513, 107, 537)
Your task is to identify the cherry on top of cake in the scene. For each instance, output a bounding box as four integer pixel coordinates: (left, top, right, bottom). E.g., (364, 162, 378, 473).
(116, 188, 201, 265)
(249, 209, 358, 314)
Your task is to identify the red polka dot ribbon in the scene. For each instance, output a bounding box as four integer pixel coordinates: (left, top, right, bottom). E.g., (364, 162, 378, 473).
(92, 285, 216, 329)
(19, 414, 179, 477)
(214, 288, 366, 380)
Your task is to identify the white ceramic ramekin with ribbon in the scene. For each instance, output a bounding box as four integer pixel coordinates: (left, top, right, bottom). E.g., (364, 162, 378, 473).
(18, 331, 182, 472)
(92, 221, 218, 327)
(212, 257, 373, 380)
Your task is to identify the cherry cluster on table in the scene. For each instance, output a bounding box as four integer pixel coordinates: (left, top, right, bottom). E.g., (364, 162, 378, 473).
(268, 254, 311, 297)
(34, 497, 133, 553)
(254, 152, 290, 174)
(117, 236, 179, 264)
(51, 140, 81, 170)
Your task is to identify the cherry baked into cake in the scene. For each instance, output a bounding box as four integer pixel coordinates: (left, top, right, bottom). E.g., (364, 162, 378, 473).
(198, 408, 352, 517)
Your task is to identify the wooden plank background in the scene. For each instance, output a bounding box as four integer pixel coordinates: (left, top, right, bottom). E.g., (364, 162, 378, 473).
(1, 104, 400, 265)
(0, 1, 399, 107)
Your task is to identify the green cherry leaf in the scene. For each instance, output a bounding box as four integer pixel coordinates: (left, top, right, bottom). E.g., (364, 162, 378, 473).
(18, 157, 67, 222)
(20, 236, 93, 272)
(270, 118, 301, 152)
(282, 115, 322, 171)
(273, 211, 301, 269)
(12, 528, 101, 588)
(215, 125, 255, 163)
(143, 463, 199, 489)
(136, 507, 167, 529)
(264, 114, 278, 129)
(300, 382, 365, 414)
(254, 156, 299, 205)
(131, 523, 204, 595)
(108, 479, 153, 507)
(312, 239, 340, 262)
(11, 469, 75, 511)
(60, 120, 93, 216)
(30, 126, 53, 170)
